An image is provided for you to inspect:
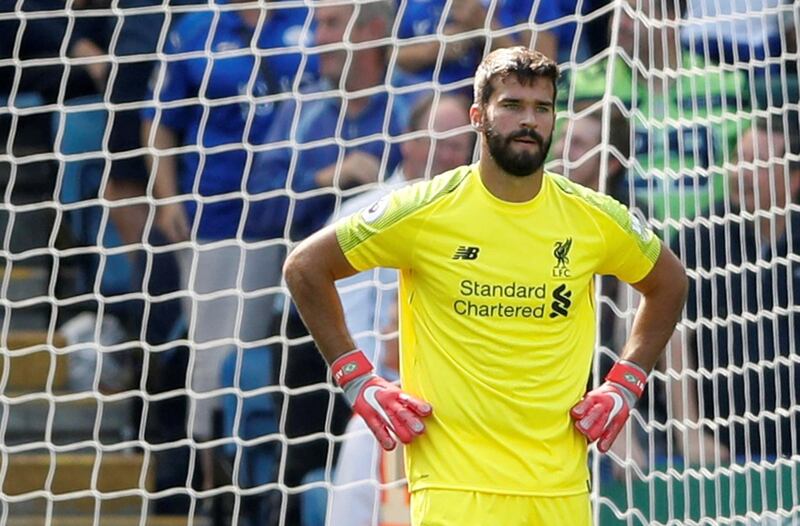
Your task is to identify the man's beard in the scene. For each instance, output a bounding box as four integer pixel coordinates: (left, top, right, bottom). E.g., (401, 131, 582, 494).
(484, 123, 552, 177)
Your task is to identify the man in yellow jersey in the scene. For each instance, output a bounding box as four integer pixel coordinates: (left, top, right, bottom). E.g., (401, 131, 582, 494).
(283, 47, 688, 525)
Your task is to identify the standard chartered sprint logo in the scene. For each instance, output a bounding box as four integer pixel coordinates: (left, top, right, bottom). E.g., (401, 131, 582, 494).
(453, 280, 572, 319)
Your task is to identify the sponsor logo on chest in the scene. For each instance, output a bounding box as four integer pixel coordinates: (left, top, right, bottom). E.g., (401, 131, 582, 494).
(446, 242, 578, 320)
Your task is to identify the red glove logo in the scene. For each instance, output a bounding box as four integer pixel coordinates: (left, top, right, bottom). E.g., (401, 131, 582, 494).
(570, 360, 647, 453)
(332, 350, 433, 451)
(356, 377, 432, 450)
(570, 383, 630, 452)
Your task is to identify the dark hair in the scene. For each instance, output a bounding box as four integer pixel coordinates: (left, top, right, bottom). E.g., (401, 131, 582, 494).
(473, 46, 559, 109)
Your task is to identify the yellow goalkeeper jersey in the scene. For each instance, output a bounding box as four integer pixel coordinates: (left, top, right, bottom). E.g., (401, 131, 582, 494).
(335, 165, 661, 496)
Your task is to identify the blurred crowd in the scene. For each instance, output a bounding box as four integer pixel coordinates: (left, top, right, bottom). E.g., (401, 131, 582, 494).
(1, 0, 799, 524)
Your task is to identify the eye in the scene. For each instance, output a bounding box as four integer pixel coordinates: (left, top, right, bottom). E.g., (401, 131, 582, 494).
(502, 101, 519, 109)
(536, 105, 552, 113)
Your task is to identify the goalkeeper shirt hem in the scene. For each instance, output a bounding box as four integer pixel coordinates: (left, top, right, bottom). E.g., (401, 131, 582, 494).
(408, 481, 590, 498)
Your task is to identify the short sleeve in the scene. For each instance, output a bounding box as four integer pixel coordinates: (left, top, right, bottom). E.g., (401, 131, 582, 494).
(335, 185, 424, 271)
(596, 201, 662, 283)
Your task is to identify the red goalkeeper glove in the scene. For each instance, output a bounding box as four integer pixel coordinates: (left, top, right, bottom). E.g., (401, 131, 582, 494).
(331, 349, 432, 451)
(570, 360, 648, 453)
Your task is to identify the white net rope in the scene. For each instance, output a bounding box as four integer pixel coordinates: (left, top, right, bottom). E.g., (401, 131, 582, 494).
(0, 0, 798, 525)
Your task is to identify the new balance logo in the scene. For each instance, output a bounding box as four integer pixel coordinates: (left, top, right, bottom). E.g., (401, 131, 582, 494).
(549, 284, 573, 318)
(452, 246, 480, 260)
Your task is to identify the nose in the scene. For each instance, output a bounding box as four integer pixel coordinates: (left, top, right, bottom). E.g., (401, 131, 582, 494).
(519, 107, 538, 129)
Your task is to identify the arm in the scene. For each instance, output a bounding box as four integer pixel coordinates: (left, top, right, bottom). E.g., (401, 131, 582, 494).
(480, 13, 517, 51)
(315, 151, 382, 190)
(621, 245, 689, 371)
(283, 226, 361, 361)
(395, 41, 443, 72)
(572, 245, 688, 452)
(70, 38, 108, 91)
(395, 37, 475, 72)
(142, 120, 189, 243)
(395, 22, 480, 72)
(284, 226, 432, 450)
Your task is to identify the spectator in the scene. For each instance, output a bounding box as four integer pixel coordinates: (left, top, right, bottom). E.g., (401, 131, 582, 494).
(246, 2, 403, 524)
(557, 0, 618, 63)
(549, 102, 650, 474)
(142, 0, 317, 495)
(668, 114, 800, 466)
(494, 0, 613, 64)
(680, 0, 798, 111)
(109, 0, 314, 341)
(247, 0, 402, 242)
(104, 0, 206, 259)
(392, 0, 560, 105)
(490, 0, 557, 57)
(327, 92, 473, 368)
(549, 102, 633, 351)
(550, 102, 630, 201)
(0, 0, 104, 106)
(312, 94, 472, 526)
(560, 0, 747, 227)
(326, 299, 408, 526)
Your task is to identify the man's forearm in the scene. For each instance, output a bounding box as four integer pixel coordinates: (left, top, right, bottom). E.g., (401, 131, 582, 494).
(396, 42, 440, 71)
(283, 229, 358, 364)
(621, 280, 687, 372)
(285, 267, 356, 363)
(284, 228, 431, 450)
(315, 153, 380, 189)
(571, 251, 686, 451)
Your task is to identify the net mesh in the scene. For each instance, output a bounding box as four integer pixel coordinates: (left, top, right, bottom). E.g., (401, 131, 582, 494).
(0, 0, 799, 525)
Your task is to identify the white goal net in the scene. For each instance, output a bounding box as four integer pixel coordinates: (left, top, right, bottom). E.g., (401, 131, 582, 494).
(0, 0, 799, 525)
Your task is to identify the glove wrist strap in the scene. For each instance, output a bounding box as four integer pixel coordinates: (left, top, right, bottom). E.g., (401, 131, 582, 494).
(331, 349, 374, 388)
(331, 349, 376, 406)
(605, 360, 648, 399)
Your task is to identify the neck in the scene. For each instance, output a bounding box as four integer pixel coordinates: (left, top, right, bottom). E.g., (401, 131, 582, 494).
(478, 148, 544, 203)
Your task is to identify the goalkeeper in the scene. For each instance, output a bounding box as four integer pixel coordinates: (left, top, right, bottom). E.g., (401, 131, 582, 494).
(284, 47, 687, 525)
